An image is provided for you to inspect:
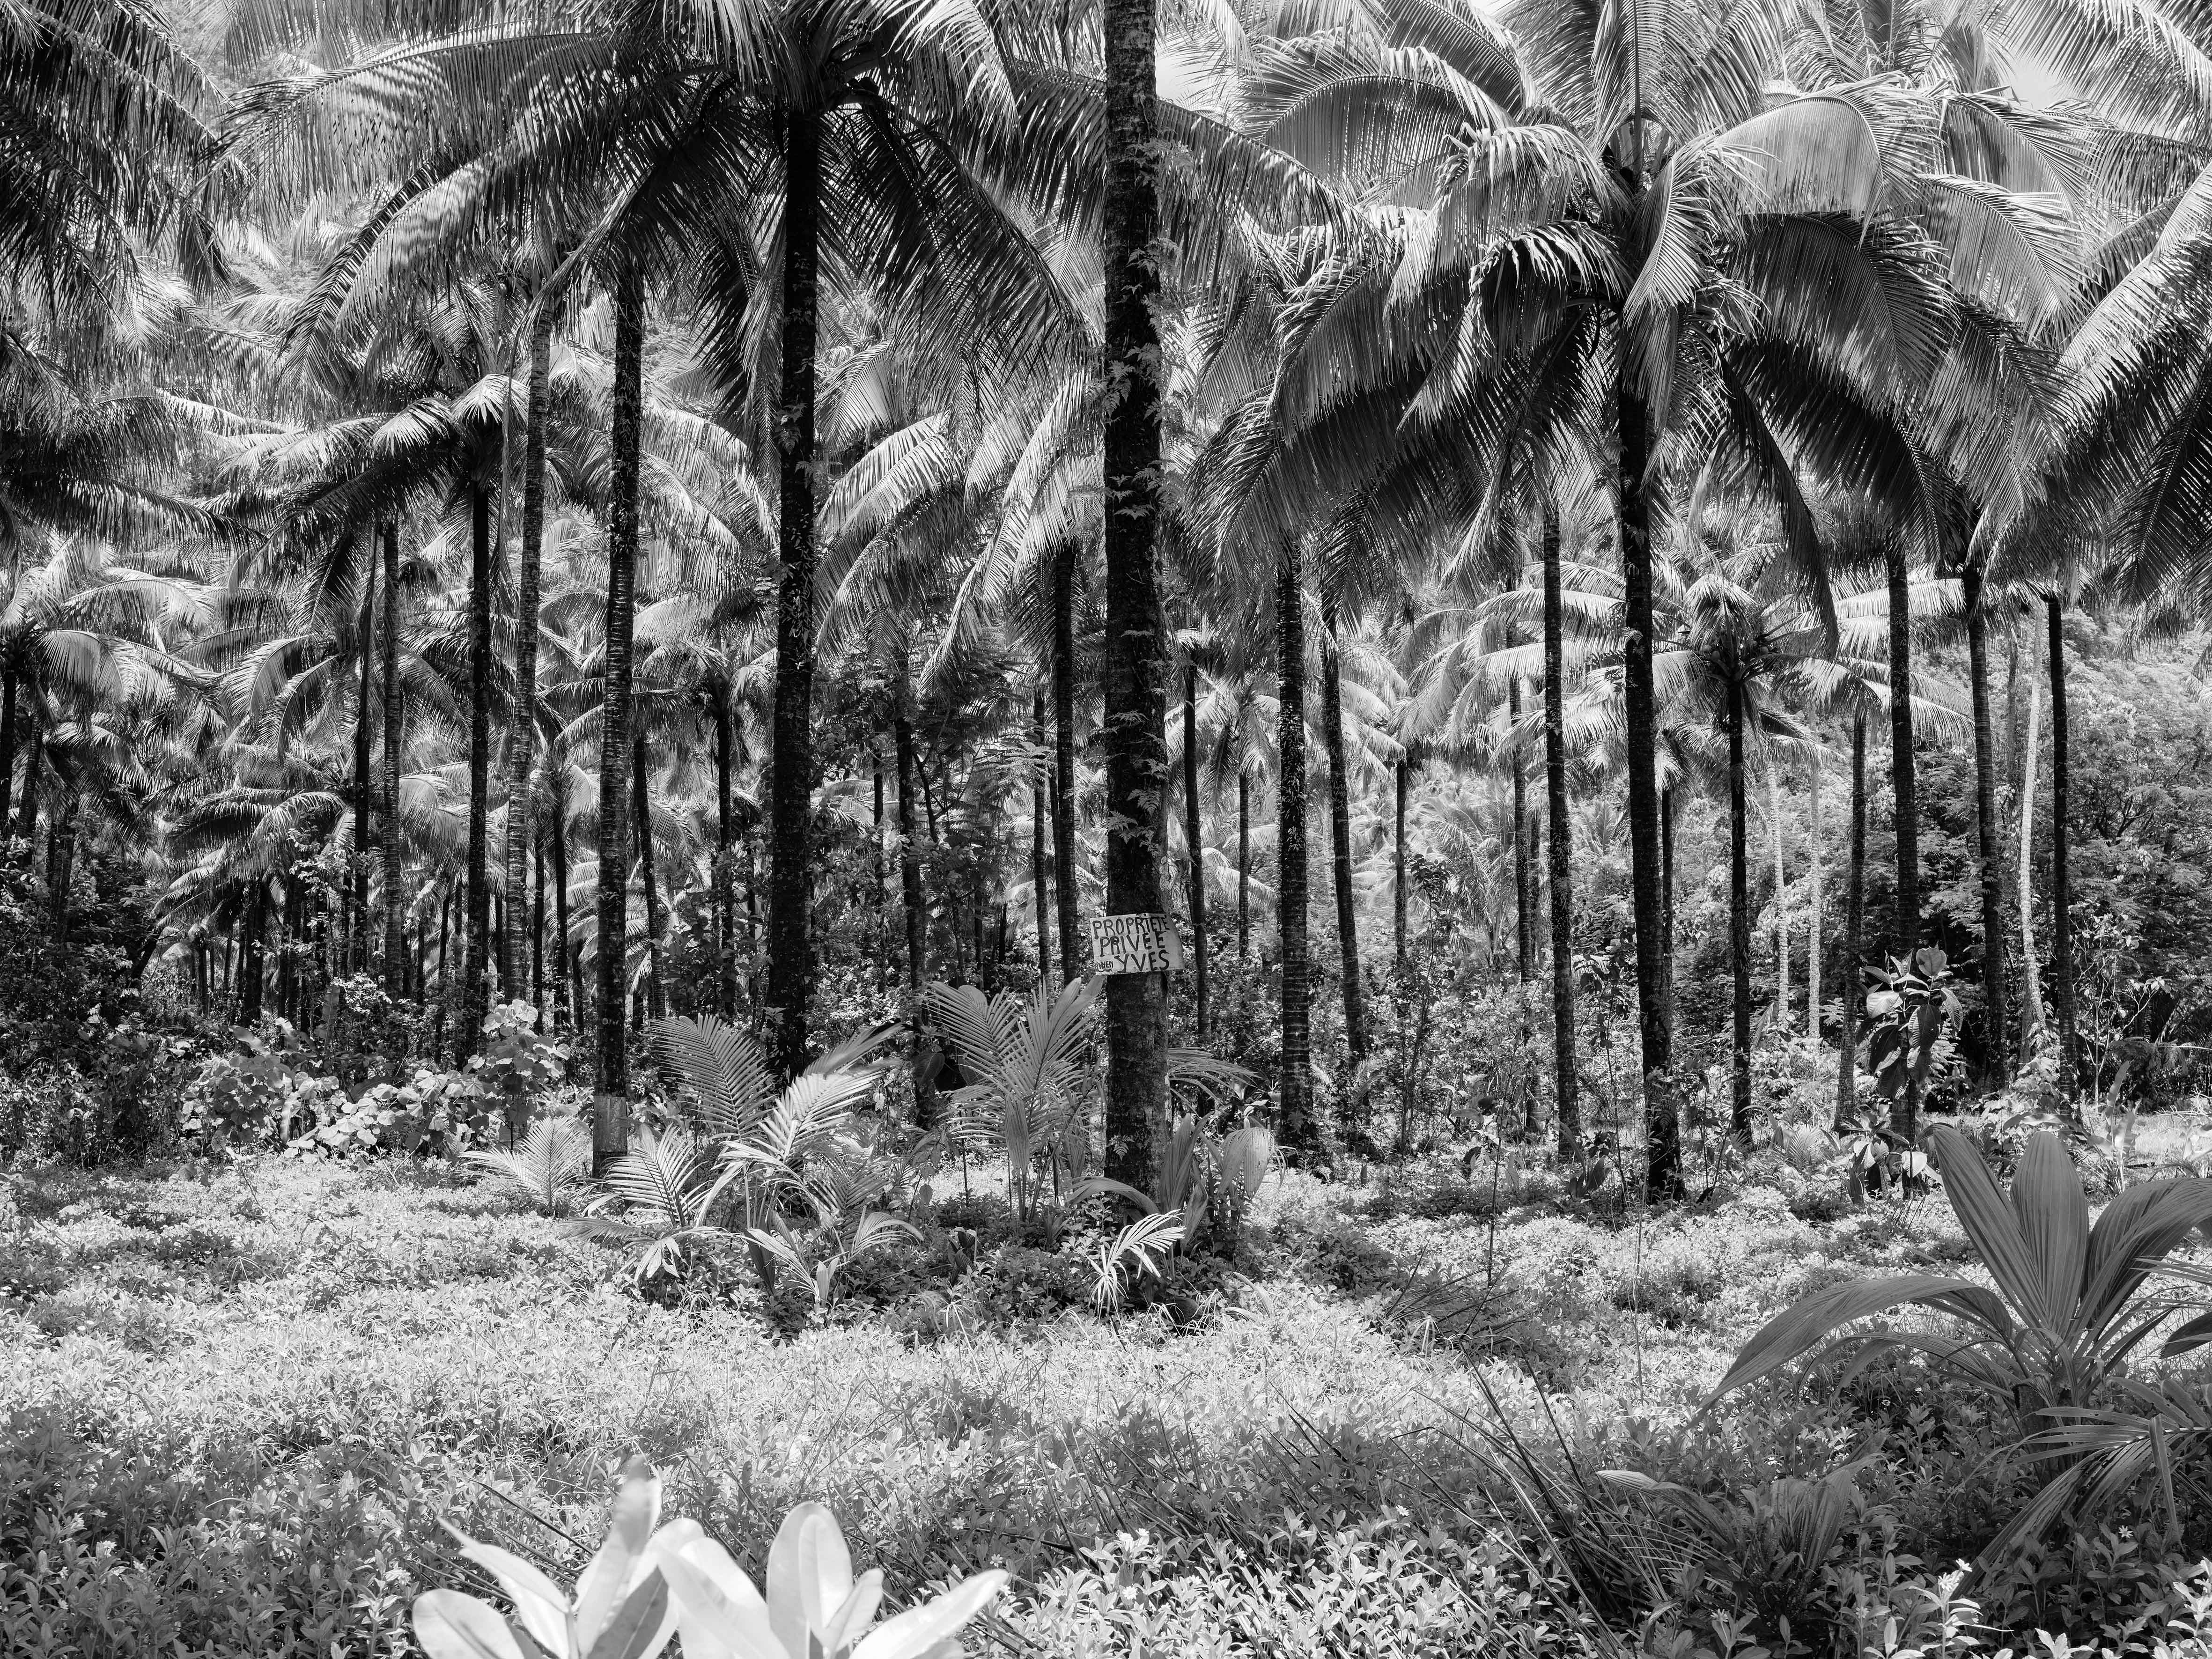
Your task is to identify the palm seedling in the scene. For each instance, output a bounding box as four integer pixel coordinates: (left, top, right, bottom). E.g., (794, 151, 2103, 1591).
(1715, 1127, 2212, 1560)
(464, 1116, 591, 1217)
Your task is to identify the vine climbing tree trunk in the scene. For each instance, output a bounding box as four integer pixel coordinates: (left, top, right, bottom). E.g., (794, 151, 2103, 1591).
(1052, 538, 1081, 986)
(765, 105, 825, 1077)
(1101, 0, 1170, 1193)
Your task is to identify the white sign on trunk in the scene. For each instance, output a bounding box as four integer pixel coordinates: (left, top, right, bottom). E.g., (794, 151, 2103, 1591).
(1086, 913, 1187, 975)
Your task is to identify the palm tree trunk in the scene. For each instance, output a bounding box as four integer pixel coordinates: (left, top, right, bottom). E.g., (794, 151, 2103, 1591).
(48, 790, 77, 942)
(2047, 593, 2078, 1101)
(1963, 561, 2009, 1087)
(238, 878, 268, 1025)
(715, 683, 738, 1019)
(501, 303, 554, 996)
(1183, 662, 1208, 1040)
(550, 807, 575, 1028)
(1030, 694, 1050, 980)
(764, 104, 825, 1079)
(461, 482, 495, 1058)
(350, 556, 375, 975)
(1886, 538, 1920, 955)
(1729, 686, 1753, 1143)
(1276, 539, 1318, 1154)
(1808, 747, 1822, 1035)
(895, 700, 927, 989)
(1886, 538, 1923, 1141)
(1770, 763, 1788, 1030)
(1052, 538, 1082, 984)
(632, 727, 666, 1021)
(1837, 712, 1867, 1127)
(1321, 634, 1364, 1069)
(1239, 767, 1250, 960)
(1542, 502, 1578, 1155)
(14, 722, 39, 853)
(0, 666, 15, 836)
(1661, 782, 1676, 1024)
(2019, 636, 2045, 1049)
(532, 827, 546, 1025)
(1102, 0, 1170, 1193)
(380, 520, 406, 988)
(593, 260, 646, 1169)
(1618, 378, 1679, 1198)
(1510, 677, 1530, 981)
(1393, 757, 1408, 972)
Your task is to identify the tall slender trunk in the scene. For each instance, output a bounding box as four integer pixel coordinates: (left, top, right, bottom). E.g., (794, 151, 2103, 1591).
(461, 482, 495, 1057)
(1808, 747, 1822, 1036)
(1510, 677, 1531, 981)
(1728, 686, 1753, 1143)
(633, 728, 666, 1020)
(1393, 757, 1408, 972)
(2019, 638, 2045, 1048)
(1321, 633, 1364, 1069)
(1886, 538, 1920, 955)
(48, 791, 77, 942)
(1886, 538, 1923, 1140)
(1963, 562, 2009, 1087)
(2047, 593, 2078, 1101)
(1770, 763, 1788, 1030)
(0, 666, 15, 836)
(715, 685, 738, 1018)
(1238, 767, 1250, 960)
(1052, 539, 1082, 984)
(1837, 713, 1867, 1127)
(765, 103, 825, 1077)
(502, 303, 555, 995)
(1183, 662, 1209, 1040)
(352, 555, 375, 975)
(237, 878, 268, 1025)
(533, 828, 546, 1025)
(1542, 503, 1578, 1155)
(1031, 693, 1051, 978)
(380, 521, 406, 988)
(1619, 376, 1679, 1197)
(895, 700, 926, 989)
(1661, 782, 1676, 1025)
(1276, 541, 1318, 1154)
(14, 721, 39, 851)
(1102, 0, 1170, 1192)
(550, 807, 575, 1028)
(593, 261, 646, 1169)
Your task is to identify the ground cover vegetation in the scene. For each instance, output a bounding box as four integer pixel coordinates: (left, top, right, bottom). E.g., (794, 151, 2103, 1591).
(15, 0, 2212, 1651)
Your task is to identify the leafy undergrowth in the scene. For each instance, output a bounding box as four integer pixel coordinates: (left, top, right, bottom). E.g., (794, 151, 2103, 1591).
(5, 1147, 2212, 1656)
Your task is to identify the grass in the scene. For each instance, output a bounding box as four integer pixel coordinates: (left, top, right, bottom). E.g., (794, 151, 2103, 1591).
(4, 1106, 2206, 1654)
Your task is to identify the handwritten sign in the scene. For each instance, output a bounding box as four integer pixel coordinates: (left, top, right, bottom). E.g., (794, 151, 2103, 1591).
(1086, 913, 1187, 975)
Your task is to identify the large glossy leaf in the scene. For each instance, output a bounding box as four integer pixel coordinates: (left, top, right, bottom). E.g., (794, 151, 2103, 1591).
(454, 1539, 571, 1656)
(766, 1502, 854, 1659)
(848, 1570, 1008, 1659)
(1927, 1125, 2051, 1331)
(2011, 1131, 2090, 1333)
(1710, 1273, 2002, 1401)
(414, 1591, 532, 1659)
(573, 1458, 660, 1656)
(655, 1535, 785, 1659)
(586, 1576, 672, 1659)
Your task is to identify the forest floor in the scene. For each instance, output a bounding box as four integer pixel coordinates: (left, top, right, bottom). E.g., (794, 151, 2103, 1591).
(7, 1087, 2211, 1652)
